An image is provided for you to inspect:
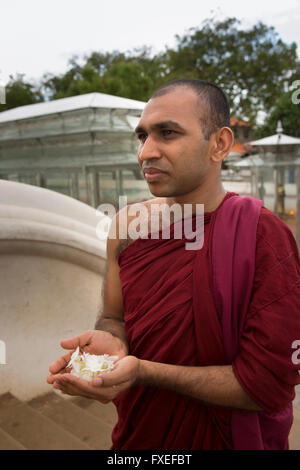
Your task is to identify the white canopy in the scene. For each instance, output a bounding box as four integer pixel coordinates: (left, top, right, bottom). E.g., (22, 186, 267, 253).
(229, 155, 264, 167)
(0, 92, 146, 123)
(251, 134, 300, 146)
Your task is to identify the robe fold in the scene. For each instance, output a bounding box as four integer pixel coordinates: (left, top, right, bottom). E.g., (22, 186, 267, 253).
(231, 201, 300, 449)
(111, 191, 300, 450)
(212, 194, 300, 449)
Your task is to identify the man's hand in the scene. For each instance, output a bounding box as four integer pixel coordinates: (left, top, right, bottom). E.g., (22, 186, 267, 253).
(46, 329, 128, 392)
(48, 355, 140, 404)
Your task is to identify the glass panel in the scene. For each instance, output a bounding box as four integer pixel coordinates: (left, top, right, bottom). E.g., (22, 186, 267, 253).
(44, 172, 71, 196)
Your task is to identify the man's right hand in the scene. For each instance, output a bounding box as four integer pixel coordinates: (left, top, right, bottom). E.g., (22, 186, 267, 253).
(46, 329, 128, 385)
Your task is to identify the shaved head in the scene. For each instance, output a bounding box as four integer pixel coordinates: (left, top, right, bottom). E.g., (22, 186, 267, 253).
(150, 79, 230, 140)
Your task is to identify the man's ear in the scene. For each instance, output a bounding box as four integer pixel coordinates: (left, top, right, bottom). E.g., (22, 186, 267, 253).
(210, 127, 234, 164)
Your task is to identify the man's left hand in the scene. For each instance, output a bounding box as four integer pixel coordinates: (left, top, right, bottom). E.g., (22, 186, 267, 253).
(50, 355, 140, 403)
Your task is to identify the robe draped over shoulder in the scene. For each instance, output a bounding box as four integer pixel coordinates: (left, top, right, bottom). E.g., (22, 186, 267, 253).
(112, 192, 235, 450)
(111, 191, 300, 450)
(231, 206, 300, 449)
(211, 194, 300, 449)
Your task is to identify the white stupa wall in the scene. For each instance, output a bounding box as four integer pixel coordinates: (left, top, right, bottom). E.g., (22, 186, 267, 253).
(0, 180, 108, 400)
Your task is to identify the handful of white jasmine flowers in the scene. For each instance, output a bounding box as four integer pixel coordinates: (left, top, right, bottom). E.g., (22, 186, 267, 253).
(66, 346, 118, 382)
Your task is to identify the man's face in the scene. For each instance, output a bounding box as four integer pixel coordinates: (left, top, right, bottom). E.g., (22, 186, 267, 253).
(135, 87, 212, 198)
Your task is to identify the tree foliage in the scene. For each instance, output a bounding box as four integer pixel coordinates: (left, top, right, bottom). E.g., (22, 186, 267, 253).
(1, 16, 299, 131)
(42, 47, 165, 102)
(0, 73, 43, 111)
(255, 89, 300, 137)
(163, 17, 299, 122)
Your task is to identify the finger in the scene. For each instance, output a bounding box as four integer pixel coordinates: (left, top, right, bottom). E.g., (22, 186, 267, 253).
(54, 379, 92, 399)
(57, 374, 95, 395)
(54, 380, 77, 396)
(57, 375, 116, 401)
(55, 376, 100, 400)
(47, 374, 56, 385)
(48, 351, 73, 375)
(48, 371, 70, 384)
(60, 330, 94, 351)
(53, 377, 79, 394)
(53, 381, 62, 390)
(92, 376, 103, 387)
(91, 368, 124, 388)
(47, 369, 69, 385)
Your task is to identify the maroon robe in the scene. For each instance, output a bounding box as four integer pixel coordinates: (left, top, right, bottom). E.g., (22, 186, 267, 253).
(111, 192, 300, 450)
(212, 194, 300, 449)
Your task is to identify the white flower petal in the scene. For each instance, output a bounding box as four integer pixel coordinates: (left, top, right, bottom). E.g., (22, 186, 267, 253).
(66, 346, 80, 368)
(68, 352, 117, 381)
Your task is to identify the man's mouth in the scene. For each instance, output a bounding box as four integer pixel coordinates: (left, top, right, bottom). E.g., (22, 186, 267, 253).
(143, 168, 168, 182)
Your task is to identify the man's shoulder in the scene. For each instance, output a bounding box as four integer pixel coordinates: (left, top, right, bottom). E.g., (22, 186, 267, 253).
(251, 206, 300, 310)
(257, 207, 296, 243)
(110, 197, 166, 259)
(255, 206, 299, 264)
(116, 197, 169, 221)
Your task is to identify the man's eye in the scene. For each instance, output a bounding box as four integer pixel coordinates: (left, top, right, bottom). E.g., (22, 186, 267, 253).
(137, 133, 147, 142)
(162, 130, 176, 137)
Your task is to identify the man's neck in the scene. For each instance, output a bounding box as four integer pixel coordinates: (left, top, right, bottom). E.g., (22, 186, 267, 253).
(164, 184, 228, 214)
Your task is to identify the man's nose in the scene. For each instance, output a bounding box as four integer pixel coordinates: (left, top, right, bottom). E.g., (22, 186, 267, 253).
(138, 136, 162, 162)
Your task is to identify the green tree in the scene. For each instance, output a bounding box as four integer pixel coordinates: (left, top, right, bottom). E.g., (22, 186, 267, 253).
(125, 46, 168, 92)
(162, 17, 300, 123)
(42, 56, 84, 100)
(43, 48, 165, 102)
(255, 90, 300, 138)
(0, 73, 43, 111)
(100, 62, 153, 101)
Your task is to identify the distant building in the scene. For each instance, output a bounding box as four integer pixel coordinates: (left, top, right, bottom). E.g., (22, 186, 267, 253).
(224, 117, 254, 167)
(0, 93, 152, 207)
(230, 117, 253, 144)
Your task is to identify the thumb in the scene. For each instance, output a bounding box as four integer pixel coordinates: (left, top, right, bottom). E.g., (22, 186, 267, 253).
(91, 367, 123, 388)
(61, 330, 94, 350)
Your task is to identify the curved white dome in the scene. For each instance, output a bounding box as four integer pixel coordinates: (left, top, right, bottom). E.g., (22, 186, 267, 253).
(0, 179, 107, 259)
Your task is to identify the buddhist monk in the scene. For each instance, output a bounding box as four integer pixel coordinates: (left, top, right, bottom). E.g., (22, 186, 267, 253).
(47, 79, 300, 450)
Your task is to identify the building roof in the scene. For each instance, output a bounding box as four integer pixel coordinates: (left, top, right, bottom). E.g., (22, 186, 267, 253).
(230, 142, 251, 156)
(229, 153, 300, 168)
(251, 133, 300, 146)
(0, 92, 146, 123)
(229, 154, 264, 167)
(230, 117, 251, 127)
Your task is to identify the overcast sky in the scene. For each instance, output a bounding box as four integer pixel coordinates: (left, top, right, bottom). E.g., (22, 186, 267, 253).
(0, 0, 300, 85)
